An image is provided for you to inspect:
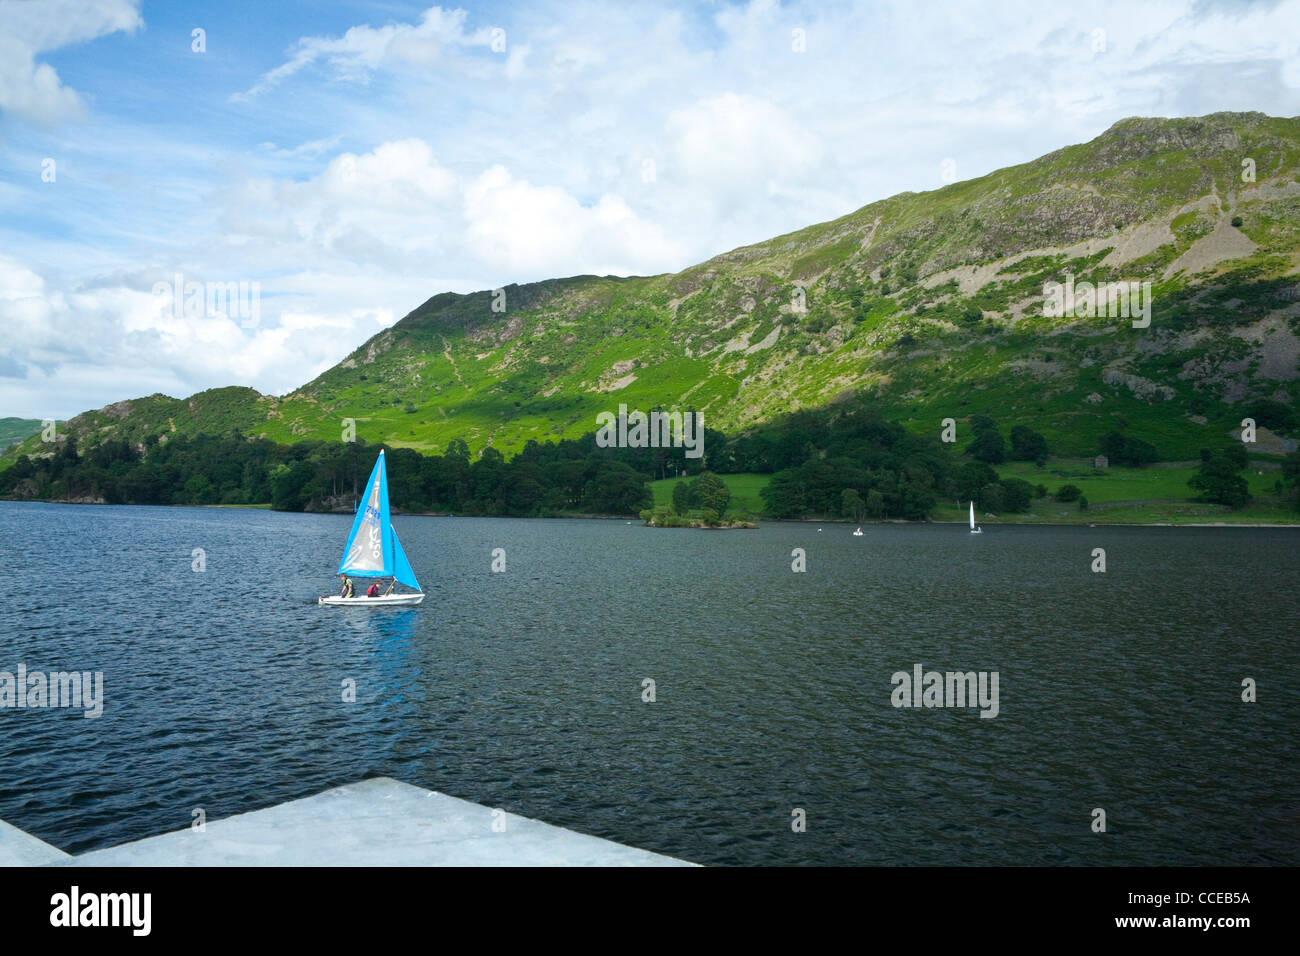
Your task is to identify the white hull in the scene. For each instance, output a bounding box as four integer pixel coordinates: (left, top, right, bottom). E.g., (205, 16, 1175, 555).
(319, 593, 425, 607)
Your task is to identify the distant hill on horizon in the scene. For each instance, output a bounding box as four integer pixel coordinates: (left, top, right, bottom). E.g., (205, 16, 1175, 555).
(6, 111, 1299, 467)
(0, 418, 44, 450)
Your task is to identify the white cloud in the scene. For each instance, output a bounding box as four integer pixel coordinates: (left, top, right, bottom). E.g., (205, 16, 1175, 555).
(258, 134, 344, 159)
(0, 41, 84, 124)
(665, 92, 823, 213)
(219, 138, 683, 281)
(0, 0, 140, 124)
(233, 5, 495, 101)
(462, 164, 684, 275)
(0, 253, 419, 417)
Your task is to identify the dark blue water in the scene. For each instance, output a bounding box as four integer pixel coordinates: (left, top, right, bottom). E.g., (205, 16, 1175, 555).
(0, 500, 1296, 864)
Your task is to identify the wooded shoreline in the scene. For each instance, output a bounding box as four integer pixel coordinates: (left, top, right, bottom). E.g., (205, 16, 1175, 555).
(3, 496, 1298, 528)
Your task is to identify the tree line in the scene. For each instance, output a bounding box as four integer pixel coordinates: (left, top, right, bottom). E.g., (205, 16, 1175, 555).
(0, 433, 653, 516)
(3, 399, 1292, 518)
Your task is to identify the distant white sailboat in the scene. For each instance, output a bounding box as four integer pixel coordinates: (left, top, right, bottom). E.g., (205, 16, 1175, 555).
(969, 501, 982, 534)
(853, 527, 864, 536)
(319, 449, 425, 606)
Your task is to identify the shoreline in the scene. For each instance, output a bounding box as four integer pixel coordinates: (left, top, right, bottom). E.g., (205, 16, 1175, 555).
(3, 496, 1299, 527)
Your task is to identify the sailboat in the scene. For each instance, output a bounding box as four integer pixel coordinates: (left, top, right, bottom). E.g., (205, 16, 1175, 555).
(318, 449, 425, 606)
(969, 501, 982, 534)
(852, 527, 864, 536)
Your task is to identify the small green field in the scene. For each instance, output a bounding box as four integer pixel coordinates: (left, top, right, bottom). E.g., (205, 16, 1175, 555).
(993, 459, 1283, 502)
(939, 459, 1297, 524)
(651, 462, 1300, 524)
(649, 473, 770, 516)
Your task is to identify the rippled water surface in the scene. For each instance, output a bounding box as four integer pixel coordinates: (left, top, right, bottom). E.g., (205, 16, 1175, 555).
(1, 501, 1296, 864)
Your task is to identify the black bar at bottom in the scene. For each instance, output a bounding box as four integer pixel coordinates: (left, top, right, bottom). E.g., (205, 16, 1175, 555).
(0, 865, 1278, 942)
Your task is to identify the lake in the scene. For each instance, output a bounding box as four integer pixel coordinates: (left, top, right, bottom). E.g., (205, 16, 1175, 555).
(0, 500, 1296, 864)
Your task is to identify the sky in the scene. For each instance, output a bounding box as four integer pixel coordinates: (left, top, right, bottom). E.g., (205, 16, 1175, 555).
(1, 0, 1299, 419)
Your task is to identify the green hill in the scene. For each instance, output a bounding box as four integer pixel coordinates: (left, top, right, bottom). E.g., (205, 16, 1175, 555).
(6, 111, 1299, 468)
(0, 418, 45, 449)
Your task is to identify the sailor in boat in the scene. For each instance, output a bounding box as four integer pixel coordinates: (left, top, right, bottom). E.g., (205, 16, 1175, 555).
(339, 576, 355, 598)
(357, 578, 397, 598)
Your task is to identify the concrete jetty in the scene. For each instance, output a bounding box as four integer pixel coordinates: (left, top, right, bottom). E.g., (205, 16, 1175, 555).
(0, 819, 72, 866)
(0, 777, 695, 867)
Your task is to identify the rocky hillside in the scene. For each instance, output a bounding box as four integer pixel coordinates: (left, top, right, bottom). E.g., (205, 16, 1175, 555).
(8, 111, 1300, 465)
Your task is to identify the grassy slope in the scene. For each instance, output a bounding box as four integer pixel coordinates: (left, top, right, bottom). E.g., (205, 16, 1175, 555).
(0, 418, 43, 448)
(5, 112, 1300, 486)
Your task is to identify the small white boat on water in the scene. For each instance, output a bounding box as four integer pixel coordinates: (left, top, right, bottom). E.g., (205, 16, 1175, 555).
(320, 592, 424, 606)
(853, 527, 864, 536)
(969, 501, 982, 534)
(319, 449, 425, 607)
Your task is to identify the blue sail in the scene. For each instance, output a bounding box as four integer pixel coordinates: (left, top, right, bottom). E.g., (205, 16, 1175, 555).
(338, 451, 393, 578)
(391, 529, 421, 591)
(335, 449, 423, 592)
